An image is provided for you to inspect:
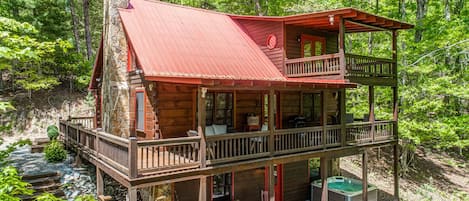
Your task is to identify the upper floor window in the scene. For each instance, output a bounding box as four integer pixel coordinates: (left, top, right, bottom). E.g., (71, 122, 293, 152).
(136, 91, 144, 131)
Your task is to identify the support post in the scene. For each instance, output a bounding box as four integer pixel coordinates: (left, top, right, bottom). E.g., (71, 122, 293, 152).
(127, 187, 137, 201)
(392, 30, 398, 79)
(199, 176, 207, 201)
(96, 167, 104, 196)
(197, 87, 207, 167)
(268, 89, 275, 155)
(362, 150, 368, 201)
(129, 137, 138, 178)
(268, 164, 275, 201)
(320, 157, 328, 201)
(340, 89, 346, 146)
(322, 91, 327, 148)
(394, 144, 400, 201)
(339, 17, 346, 77)
(368, 86, 375, 142)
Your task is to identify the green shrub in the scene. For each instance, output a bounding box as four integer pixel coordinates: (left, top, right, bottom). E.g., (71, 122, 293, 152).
(47, 125, 59, 140)
(0, 166, 33, 201)
(74, 194, 97, 201)
(44, 140, 67, 163)
(35, 193, 65, 201)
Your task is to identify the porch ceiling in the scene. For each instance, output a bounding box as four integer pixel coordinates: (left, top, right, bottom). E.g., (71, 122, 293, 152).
(231, 8, 414, 33)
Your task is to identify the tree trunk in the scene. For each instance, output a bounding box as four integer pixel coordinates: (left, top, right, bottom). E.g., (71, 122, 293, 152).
(453, 0, 465, 15)
(444, 0, 451, 21)
(253, 0, 263, 16)
(69, 0, 81, 53)
(415, 0, 428, 42)
(83, 0, 92, 60)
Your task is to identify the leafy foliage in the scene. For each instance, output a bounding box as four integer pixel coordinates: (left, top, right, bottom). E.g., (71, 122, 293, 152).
(0, 166, 33, 201)
(35, 193, 65, 201)
(44, 140, 67, 163)
(46, 125, 59, 140)
(74, 194, 97, 201)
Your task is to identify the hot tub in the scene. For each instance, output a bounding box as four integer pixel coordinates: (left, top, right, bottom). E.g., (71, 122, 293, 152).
(311, 176, 378, 201)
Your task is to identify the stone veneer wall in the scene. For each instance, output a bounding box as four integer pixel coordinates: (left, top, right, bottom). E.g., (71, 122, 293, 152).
(101, 0, 130, 137)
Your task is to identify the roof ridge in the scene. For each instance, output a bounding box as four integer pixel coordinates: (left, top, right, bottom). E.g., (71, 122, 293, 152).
(140, 0, 227, 16)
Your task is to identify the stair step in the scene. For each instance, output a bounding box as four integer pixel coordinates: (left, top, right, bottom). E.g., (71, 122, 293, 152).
(19, 189, 65, 201)
(32, 183, 62, 192)
(26, 175, 61, 186)
(22, 171, 60, 181)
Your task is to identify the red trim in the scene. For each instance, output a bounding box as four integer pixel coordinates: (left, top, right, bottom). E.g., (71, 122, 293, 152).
(275, 165, 283, 201)
(127, 44, 132, 72)
(134, 88, 145, 133)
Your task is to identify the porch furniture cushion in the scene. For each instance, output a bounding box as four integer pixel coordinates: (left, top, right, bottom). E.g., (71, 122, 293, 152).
(186, 130, 198, 137)
(213, 124, 227, 135)
(261, 124, 268, 131)
(205, 126, 215, 136)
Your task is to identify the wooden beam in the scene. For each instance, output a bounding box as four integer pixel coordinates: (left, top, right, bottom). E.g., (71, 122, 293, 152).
(268, 164, 275, 201)
(369, 86, 375, 142)
(199, 176, 207, 201)
(393, 144, 400, 201)
(346, 20, 389, 31)
(322, 91, 327, 149)
(128, 137, 138, 179)
(340, 89, 346, 146)
(339, 17, 345, 51)
(320, 157, 328, 201)
(128, 187, 137, 201)
(198, 87, 207, 168)
(362, 150, 368, 201)
(96, 167, 104, 196)
(269, 89, 275, 155)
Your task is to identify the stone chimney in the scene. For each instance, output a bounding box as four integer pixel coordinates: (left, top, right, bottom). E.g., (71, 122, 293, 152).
(101, 0, 130, 137)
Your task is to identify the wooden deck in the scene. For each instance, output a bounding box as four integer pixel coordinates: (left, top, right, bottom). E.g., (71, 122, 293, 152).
(284, 52, 397, 86)
(60, 117, 396, 185)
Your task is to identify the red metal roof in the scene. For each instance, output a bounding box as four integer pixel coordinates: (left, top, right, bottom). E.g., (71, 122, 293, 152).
(118, 0, 285, 81)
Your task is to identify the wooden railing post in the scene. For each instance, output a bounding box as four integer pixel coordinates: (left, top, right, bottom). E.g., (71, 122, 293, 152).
(128, 136, 138, 178)
(268, 89, 275, 155)
(197, 87, 207, 168)
(322, 91, 327, 148)
(369, 86, 375, 142)
(340, 89, 346, 147)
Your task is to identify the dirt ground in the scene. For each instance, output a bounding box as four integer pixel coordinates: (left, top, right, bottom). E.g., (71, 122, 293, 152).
(340, 147, 469, 201)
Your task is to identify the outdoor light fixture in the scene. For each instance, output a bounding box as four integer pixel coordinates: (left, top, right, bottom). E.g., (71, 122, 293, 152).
(96, 78, 101, 82)
(297, 35, 301, 43)
(329, 15, 335, 25)
(135, 69, 143, 74)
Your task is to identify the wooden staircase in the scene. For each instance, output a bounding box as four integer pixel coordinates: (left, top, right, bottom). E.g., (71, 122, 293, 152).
(20, 172, 65, 200)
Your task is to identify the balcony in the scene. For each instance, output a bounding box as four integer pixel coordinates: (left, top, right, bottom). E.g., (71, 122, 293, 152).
(285, 53, 397, 86)
(59, 117, 396, 180)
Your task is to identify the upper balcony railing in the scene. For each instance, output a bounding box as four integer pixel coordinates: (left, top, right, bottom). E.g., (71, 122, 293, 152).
(60, 118, 396, 180)
(284, 52, 396, 81)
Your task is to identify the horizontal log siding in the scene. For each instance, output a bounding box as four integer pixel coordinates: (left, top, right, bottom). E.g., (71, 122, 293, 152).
(174, 179, 200, 201)
(283, 160, 309, 201)
(285, 25, 338, 59)
(157, 84, 197, 139)
(129, 73, 157, 139)
(235, 91, 264, 131)
(234, 168, 265, 201)
(237, 20, 285, 73)
(280, 91, 301, 128)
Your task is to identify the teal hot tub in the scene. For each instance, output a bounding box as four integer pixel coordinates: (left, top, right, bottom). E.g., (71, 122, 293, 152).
(311, 176, 378, 201)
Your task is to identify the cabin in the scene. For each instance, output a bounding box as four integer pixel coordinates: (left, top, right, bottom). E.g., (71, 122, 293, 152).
(59, 0, 413, 201)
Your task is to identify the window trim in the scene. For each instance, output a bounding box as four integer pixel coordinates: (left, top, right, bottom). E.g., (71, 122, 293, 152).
(135, 89, 145, 132)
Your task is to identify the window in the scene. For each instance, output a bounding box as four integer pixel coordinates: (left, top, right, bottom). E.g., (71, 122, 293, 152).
(301, 35, 326, 57)
(205, 92, 233, 127)
(136, 91, 144, 130)
(212, 173, 232, 201)
(303, 93, 321, 126)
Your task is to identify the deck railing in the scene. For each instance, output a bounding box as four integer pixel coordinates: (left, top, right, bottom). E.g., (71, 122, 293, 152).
(284, 53, 396, 79)
(69, 116, 94, 129)
(345, 53, 396, 78)
(285, 53, 342, 77)
(60, 119, 396, 178)
(206, 131, 270, 165)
